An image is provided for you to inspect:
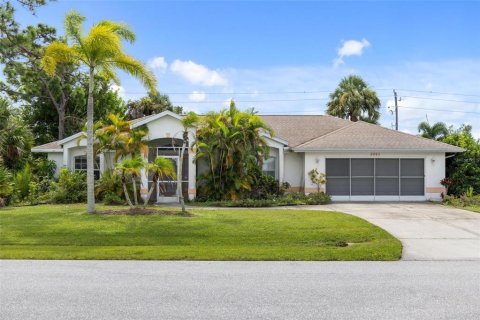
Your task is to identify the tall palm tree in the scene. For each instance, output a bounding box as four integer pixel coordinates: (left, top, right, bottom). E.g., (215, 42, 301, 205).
(417, 121, 449, 140)
(326, 75, 381, 123)
(144, 156, 176, 208)
(41, 11, 156, 213)
(177, 112, 199, 212)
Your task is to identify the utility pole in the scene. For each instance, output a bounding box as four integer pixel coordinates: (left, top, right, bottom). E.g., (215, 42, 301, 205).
(393, 89, 398, 130)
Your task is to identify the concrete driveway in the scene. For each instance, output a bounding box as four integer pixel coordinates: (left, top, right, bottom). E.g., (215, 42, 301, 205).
(311, 202, 480, 260)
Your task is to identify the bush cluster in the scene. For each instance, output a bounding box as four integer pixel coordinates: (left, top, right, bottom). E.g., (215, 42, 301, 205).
(192, 192, 331, 207)
(47, 168, 87, 203)
(443, 194, 480, 208)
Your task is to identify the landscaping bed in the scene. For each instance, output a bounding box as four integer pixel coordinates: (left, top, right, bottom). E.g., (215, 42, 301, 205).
(0, 204, 401, 260)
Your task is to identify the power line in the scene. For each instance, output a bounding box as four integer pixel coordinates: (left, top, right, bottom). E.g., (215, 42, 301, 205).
(382, 88, 480, 98)
(401, 96, 480, 104)
(395, 105, 480, 115)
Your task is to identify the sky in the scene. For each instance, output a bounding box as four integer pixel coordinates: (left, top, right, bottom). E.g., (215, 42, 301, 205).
(12, 0, 480, 138)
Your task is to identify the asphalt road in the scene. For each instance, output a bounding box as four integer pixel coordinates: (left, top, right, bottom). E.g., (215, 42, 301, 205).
(1, 260, 479, 319)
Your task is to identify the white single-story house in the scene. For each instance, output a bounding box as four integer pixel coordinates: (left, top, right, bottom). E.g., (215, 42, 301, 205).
(32, 110, 464, 202)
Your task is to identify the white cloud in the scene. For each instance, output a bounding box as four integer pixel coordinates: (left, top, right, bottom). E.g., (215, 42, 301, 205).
(188, 91, 206, 102)
(334, 38, 370, 67)
(148, 56, 168, 72)
(170, 59, 228, 86)
(110, 84, 125, 98)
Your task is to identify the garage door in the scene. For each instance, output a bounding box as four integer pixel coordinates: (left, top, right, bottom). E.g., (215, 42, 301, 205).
(326, 158, 424, 197)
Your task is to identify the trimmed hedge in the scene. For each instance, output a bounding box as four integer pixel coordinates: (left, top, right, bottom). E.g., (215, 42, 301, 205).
(191, 192, 331, 207)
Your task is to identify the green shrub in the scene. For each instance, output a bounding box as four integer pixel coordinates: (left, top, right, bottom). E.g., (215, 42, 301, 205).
(191, 191, 331, 207)
(443, 193, 480, 207)
(14, 163, 32, 201)
(0, 166, 13, 206)
(95, 169, 125, 200)
(32, 158, 56, 179)
(102, 192, 125, 205)
(48, 168, 87, 203)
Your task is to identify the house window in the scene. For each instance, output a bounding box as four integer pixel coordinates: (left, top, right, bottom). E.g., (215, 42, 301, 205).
(74, 155, 100, 180)
(262, 156, 277, 178)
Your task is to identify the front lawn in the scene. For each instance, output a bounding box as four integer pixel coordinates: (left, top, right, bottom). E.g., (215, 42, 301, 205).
(0, 204, 402, 260)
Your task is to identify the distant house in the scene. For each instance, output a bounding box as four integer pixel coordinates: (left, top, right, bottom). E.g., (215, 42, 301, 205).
(32, 111, 463, 202)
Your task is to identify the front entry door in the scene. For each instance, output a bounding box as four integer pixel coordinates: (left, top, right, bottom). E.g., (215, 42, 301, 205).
(157, 155, 179, 203)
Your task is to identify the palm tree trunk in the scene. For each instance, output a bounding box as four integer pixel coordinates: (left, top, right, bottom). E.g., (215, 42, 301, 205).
(144, 178, 156, 208)
(58, 106, 65, 140)
(132, 177, 138, 206)
(178, 137, 186, 213)
(123, 182, 134, 208)
(86, 66, 96, 213)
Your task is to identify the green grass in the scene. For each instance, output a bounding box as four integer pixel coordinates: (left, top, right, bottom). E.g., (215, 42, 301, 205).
(0, 204, 402, 260)
(446, 204, 480, 213)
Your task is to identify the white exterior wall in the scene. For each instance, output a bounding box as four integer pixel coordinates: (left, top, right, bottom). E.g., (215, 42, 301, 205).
(300, 151, 446, 201)
(283, 151, 304, 191)
(47, 153, 64, 176)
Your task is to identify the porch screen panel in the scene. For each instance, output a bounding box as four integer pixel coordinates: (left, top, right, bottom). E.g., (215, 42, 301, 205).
(326, 159, 350, 195)
(400, 159, 424, 195)
(375, 159, 399, 195)
(351, 159, 374, 195)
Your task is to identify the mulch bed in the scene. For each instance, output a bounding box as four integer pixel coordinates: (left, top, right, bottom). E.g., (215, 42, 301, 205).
(101, 208, 194, 217)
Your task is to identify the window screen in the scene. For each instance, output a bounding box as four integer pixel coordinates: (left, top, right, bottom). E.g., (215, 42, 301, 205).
(375, 159, 399, 196)
(262, 157, 277, 178)
(351, 159, 374, 195)
(74, 155, 100, 179)
(400, 159, 424, 196)
(326, 159, 350, 195)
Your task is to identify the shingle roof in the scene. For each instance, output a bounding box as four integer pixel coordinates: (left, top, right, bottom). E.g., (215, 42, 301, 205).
(31, 141, 61, 150)
(261, 115, 351, 147)
(291, 120, 464, 152)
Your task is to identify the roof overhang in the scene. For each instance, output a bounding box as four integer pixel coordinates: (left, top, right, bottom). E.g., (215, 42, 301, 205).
(131, 110, 183, 128)
(31, 148, 63, 153)
(291, 148, 465, 153)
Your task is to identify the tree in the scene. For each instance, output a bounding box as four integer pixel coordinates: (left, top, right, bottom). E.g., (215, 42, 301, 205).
(144, 156, 176, 208)
(417, 121, 449, 141)
(442, 125, 480, 195)
(41, 10, 156, 213)
(0, 97, 33, 171)
(308, 168, 326, 193)
(176, 112, 198, 212)
(125, 91, 182, 120)
(114, 155, 145, 208)
(0, 3, 81, 140)
(326, 75, 381, 123)
(2, 0, 48, 12)
(194, 101, 273, 200)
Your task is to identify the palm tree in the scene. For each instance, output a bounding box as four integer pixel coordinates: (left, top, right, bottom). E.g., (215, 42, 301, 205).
(41, 11, 156, 213)
(115, 155, 145, 208)
(177, 112, 199, 212)
(144, 156, 176, 208)
(326, 75, 381, 123)
(417, 121, 449, 140)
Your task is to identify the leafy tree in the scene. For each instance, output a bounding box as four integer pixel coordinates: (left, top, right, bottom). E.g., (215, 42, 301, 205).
(144, 156, 176, 208)
(0, 165, 14, 206)
(442, 125, 480, 195)
(326, 75, 381, 123)
(125, 91, 183, 120)
(2, 0, 48, 12)
(308, 168, 326, 193)
(0, 2, 81, 140)
(0, 97, 33, 170)
(417, 121, 449, 140)
(41, 10, 156, 213)
(194, 101, 272, 201)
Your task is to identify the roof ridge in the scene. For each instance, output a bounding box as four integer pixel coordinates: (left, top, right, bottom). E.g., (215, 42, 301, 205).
(356, 120, 465, 150)
(294, 121, 358, 149)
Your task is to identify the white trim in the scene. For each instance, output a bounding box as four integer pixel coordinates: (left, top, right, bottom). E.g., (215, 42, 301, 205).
(57, 132, 84, 145)
(293, 148, 463, 153)
(261, 132, 289, 146)
(131, 110, 183, 128)
(31, 148, 63, 153)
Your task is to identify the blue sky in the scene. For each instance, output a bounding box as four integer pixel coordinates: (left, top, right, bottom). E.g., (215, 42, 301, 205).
(13, 0, 480, 137)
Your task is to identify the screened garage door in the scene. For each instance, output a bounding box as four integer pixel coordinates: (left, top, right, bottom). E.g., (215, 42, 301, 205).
(326, 158, 424, 197)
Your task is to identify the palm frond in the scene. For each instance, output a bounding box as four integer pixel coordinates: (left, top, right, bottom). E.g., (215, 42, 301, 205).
(109, 53, 157, 92)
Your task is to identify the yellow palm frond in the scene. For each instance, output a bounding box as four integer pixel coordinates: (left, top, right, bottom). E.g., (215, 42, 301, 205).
(109, 53, 157, 92)
(97, 20, 135, 43)
(41, 41, 78, 75)
(64, 10, 85, 43)
(97, 64, 120, 85)
(83, 25, 123, 61)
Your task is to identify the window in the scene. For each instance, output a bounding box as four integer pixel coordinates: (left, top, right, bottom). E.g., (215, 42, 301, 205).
(262, 156, 277, 178)
(74, 155, 100, 179)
